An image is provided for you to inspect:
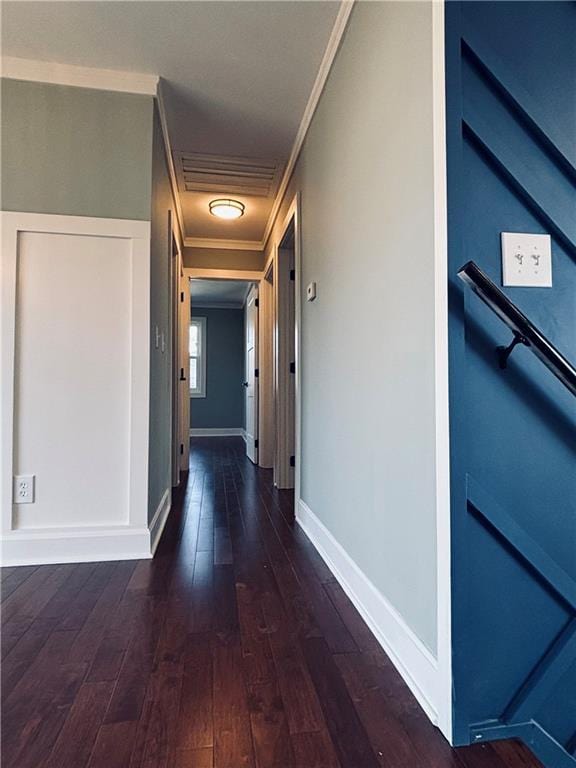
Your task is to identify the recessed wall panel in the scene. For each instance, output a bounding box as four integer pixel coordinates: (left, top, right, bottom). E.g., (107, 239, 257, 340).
(13, 231, 131, 529)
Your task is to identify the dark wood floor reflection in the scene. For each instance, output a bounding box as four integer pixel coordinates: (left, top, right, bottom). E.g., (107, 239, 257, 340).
(1, 437, 542, 768)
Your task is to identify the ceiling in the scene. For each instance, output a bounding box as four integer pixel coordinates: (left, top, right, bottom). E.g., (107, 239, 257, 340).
(191, 279, 252, 308)
(1, 1, 341, 247)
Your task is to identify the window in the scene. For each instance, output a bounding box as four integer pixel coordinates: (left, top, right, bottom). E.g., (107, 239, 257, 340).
(190, 317, 206, 398)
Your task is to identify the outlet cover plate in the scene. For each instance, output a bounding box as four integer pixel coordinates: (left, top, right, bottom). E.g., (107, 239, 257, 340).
(14, 475, 35, 504)
(501, 232, 552, 287)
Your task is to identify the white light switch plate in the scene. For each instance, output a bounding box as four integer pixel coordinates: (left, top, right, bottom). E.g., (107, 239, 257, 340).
(501, 232, 552, 287)
(306, 282, 317, 302)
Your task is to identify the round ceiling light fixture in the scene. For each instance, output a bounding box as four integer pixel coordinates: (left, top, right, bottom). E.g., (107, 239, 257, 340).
(209, 198, 245, 220)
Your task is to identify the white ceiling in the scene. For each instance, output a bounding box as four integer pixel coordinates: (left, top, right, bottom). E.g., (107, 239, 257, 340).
(2, 1, 341, 245)
(191, 279, 251, 307)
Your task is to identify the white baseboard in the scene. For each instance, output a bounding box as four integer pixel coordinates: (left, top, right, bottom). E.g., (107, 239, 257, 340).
(1, 487, 173, 566)
(149, 487, 171, 555)
(190, 427, 244, 437)
(0, 525, 151, 566)
(296, 498, 441, 727)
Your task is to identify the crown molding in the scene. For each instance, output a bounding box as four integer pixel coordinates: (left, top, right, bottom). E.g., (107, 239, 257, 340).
(170, 0, 353, 254)
(184, 237, 263, 252)
(1, 57, 158, 95)
(156, 78, 186, 246)
(261, 0, 355, 250)
(2, 0, 354, 255)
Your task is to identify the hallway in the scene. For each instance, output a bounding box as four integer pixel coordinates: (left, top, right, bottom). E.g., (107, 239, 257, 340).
(1, 438, 542, 768)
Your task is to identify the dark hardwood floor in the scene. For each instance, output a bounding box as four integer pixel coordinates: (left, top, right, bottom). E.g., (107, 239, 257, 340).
(1, 437, 543, 768)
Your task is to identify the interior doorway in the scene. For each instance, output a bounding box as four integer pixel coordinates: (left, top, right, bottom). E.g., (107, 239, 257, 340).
(274, 217, 297, 489)
(170, 221, 180, 488)
(189, 277, 258, 463)
(170, 213, 190, 488)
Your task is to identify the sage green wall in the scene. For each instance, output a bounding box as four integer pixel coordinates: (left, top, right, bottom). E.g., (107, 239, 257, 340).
(183, 246, 265, 271)
(1, 79, 153, 219)
(148, 104, 176, 524)
(266, 2, 439, 653)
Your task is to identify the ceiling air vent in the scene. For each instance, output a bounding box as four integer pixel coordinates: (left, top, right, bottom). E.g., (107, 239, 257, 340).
(175, 152, 282, 198)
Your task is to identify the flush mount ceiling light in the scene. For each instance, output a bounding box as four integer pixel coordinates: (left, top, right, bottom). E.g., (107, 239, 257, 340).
(209, 198, 245, 220)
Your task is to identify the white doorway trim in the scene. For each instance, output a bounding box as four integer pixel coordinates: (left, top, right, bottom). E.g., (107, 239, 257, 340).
(269, 194, 302, 508)
(184, 268, 263, 281)
(244, 284, 260, 464)
(431, 0, 452, 742)
(170, 216, 190, 484)
(185, 270, 272, 467)
(170, 211, 181, 488)
(257, 263, 275, 469)
(179, 265, 191, 474)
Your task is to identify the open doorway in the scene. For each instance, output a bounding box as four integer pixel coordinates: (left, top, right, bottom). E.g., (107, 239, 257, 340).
(189, 278, 258, 464)
(170, 220, 180, 488)
(274, 219, 296, 489)
(170, 213, 190, 489)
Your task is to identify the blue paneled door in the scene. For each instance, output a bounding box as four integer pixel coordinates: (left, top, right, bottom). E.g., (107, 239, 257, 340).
(445, 3, 576, 767)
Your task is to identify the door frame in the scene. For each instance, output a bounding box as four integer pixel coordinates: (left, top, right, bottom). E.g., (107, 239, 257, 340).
(266, 193, 302, 507)
(244, 283, 260, 463)
(169, 211, 180, 487)
(184, 269, 267, 458)
(257, 262, 275, 469)
(169, 213, 190, 484)
(178, 267, 191, 474)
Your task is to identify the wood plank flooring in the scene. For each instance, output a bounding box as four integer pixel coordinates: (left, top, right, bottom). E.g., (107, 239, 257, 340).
(1, 437, 543, 768)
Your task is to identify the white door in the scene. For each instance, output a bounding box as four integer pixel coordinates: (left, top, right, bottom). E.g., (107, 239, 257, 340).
(245, 285, 259, 463)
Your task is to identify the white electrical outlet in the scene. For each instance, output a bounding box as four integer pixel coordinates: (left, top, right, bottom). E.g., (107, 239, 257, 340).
(501, 232, 552, 287)
(14, 475, 35, 504)
(306, 282, 317, 301)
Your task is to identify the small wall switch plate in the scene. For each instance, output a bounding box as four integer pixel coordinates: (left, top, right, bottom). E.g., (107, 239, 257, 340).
(14, 475, 35, 504)
(306, 282, 317, 302)
(501, 232, 552, 287)
(155, 325, 160, 349)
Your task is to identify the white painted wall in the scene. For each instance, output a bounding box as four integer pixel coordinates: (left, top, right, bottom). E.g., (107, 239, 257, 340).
(266, 1, 451, 736)
(1, 213, 151, 565)
(14, 231, 131, 528)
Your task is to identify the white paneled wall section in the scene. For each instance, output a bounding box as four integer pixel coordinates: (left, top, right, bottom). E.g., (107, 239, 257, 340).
(1, 212, 151, 565)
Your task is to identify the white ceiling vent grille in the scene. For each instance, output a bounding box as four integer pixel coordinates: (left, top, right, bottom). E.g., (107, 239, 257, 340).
(175, 152, 283, 198)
